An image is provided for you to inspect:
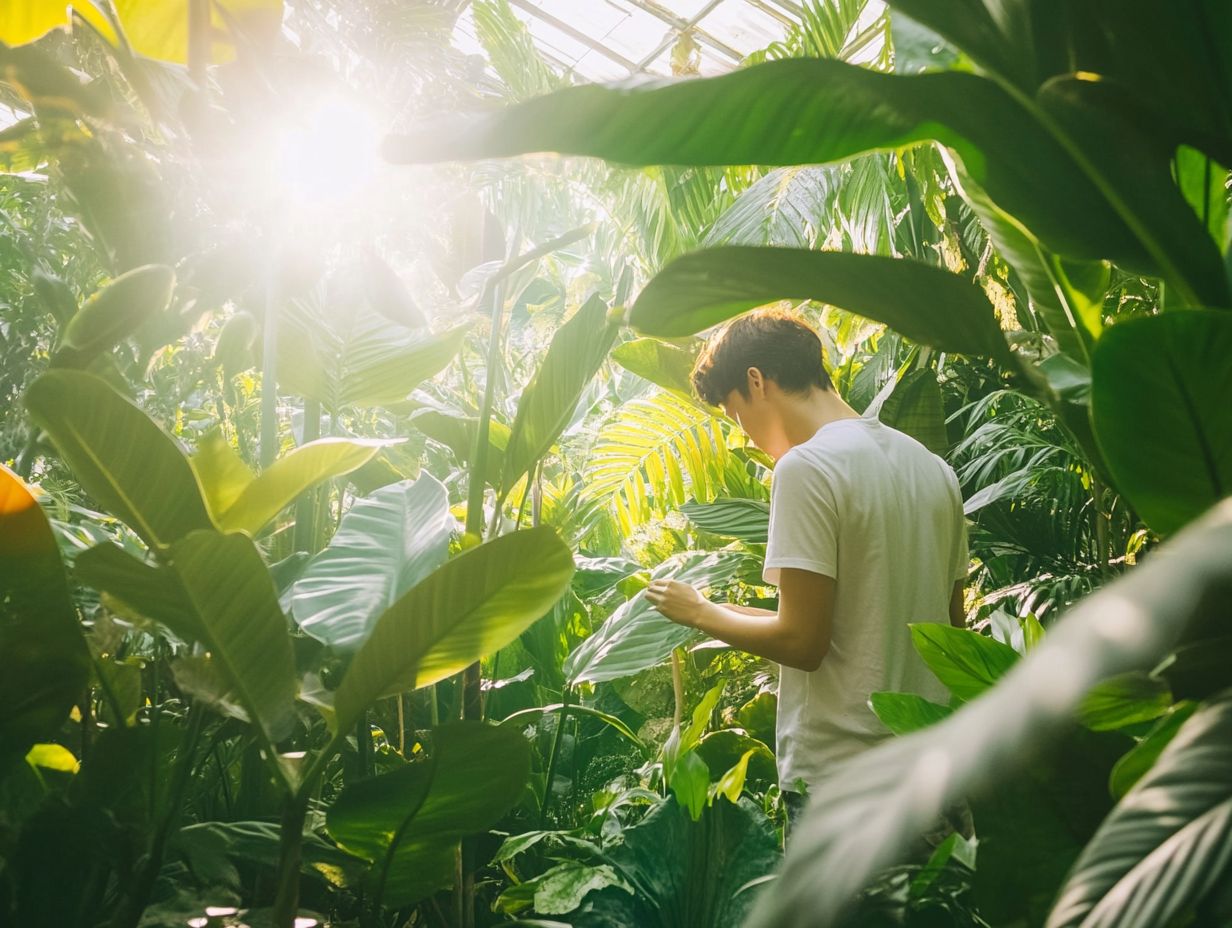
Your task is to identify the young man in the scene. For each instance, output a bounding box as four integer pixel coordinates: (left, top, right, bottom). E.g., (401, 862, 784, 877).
(645, 309, 968, 818)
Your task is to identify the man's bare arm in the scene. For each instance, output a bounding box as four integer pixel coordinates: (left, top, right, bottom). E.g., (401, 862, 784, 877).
(646, 568, 835, 672)
(949, 580, 966, 628)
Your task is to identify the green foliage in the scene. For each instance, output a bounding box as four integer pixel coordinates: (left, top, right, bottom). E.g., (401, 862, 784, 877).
(57, 263, 174, 363)
(327, 722, 531, 907)
(289, 475, 453, 651)
(25, 370, 213, 549)
(628, 247, 1010, 360)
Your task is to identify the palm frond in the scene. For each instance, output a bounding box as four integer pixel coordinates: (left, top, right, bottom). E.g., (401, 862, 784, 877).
(583, 392, 729, 534)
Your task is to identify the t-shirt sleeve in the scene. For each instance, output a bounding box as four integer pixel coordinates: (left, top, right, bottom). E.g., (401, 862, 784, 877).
(763, 453, 839, 585)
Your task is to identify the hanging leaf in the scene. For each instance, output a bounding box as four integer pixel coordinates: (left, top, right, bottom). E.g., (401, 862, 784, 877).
(290, 476, 453, 652)
(628, 247, 1009, 360)
(24, 371, 213, 549)
(1092, 310, 1232, 536)
(0, 466, 89, 769)
(502, 294, 618, 495)
(332, 526, 574, 734)
(360, 250, 429, 329)
(869, 692, 953, 736)
(327, 722, 531, 908)
(909, 624, 1020, 702)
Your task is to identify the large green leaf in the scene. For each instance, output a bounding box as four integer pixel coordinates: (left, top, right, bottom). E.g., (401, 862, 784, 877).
(611, 336, 703, 399)
(290, 476, 453, 651)
(910, 623, 1019, 702)
(332, 526, 574, 734)
(57, 264, 174, 364)
(77, 531, 297, 750)
(564, 552, 752, 685)
(387, 57, 1197, 291)
(1092, 310, 1232, 536)
(0, 465, 89, 769)
(627, 247, 1010, 360)
(280, 307, 467, 411)
(24, 370, 213, 549)
(502, 294, 618, 494)
(211, 437, 390, 535)
(745, 499, 1232, 928)
(680, 498, 770, 544)
(327, 722, 531, 908)
(573, 796, 780, 928)
(1047, 688, 1232, 928)
(869, 692, 953, 736)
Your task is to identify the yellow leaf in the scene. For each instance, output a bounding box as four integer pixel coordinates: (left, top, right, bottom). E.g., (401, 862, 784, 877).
(26, 743, 80, 773)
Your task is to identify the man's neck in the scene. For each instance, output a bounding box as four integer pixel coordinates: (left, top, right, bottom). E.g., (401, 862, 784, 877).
(780, 388, 860, 449)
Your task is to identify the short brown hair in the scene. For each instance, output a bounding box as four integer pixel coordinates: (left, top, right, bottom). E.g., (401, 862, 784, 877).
(691, 308, 832, 406)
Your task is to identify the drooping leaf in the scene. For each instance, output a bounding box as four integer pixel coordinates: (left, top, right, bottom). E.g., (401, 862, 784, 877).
(565, 552, 752, 685)
(1077, 672, 1172, 732)
(327, 722, 531, 907)
(745, 500, 1232, 928)
(0, 465, 89, 768)
(360, 250, 428, 329)
(333, 526, 574, 734)
(628, 247, 1009, 360)
(503, 294, 618, 494)
(1092, 310, 1232, 536)
(290, 476, 453, 651)
(1047, 688, 1232, 928)
(680, 498, 770, 544)
(386, 57, 1201, 294)
(24, 370, 213, 549)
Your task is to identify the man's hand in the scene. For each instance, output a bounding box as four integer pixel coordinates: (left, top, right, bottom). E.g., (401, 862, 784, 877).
(645, 579, 706, 627)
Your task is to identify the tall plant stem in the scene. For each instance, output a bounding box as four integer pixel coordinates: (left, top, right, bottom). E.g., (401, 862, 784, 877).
(271, 791, 310, 928)
(109, 703, 206, 928)
(1092, 473, 1111, 576)
(260, 238, 281, 468)
(539, 686, 572, 827)
(294, 396, 322, 552)
(671, 649, 685, 730)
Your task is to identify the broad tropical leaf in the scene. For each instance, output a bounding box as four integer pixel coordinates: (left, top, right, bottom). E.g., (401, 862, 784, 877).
(745, 499, 1232, 928)
(1092, 310, 1232, 536)
(628, 247, 1009, 361)
(281, 306, 467, 411)
(611, 336, 701, 399)
(327, 722, 531, 907)
(877, 368, 947, 455)
(332, 526, 574, 734)
(290, 476, 454, 651)
(213, 437, 391, 535)
(386, 57, 1225, 303)
(77, 531, 297, 749)
(564, 552, 752, 685)
(1047, 688, 1232, 928)
(869, 692, 952, 736)
(24, 371, 213, 549)
(57, 264, 174, 363)
(502, 294, 618, 495)
(0, 465, 89, 767)
(910, 623, 1019, 702)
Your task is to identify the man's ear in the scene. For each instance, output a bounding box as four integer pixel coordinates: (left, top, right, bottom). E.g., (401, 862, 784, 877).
(746, 366, 765, 397)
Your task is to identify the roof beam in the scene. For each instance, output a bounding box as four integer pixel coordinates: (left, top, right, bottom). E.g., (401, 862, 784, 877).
(505, 0, 640, 71)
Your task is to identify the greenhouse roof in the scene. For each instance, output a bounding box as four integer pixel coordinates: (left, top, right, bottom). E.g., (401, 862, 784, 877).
(451, 0, 804, 82)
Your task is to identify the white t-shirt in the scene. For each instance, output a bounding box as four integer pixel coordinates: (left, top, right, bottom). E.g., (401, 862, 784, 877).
(764, 416, 967, 791)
